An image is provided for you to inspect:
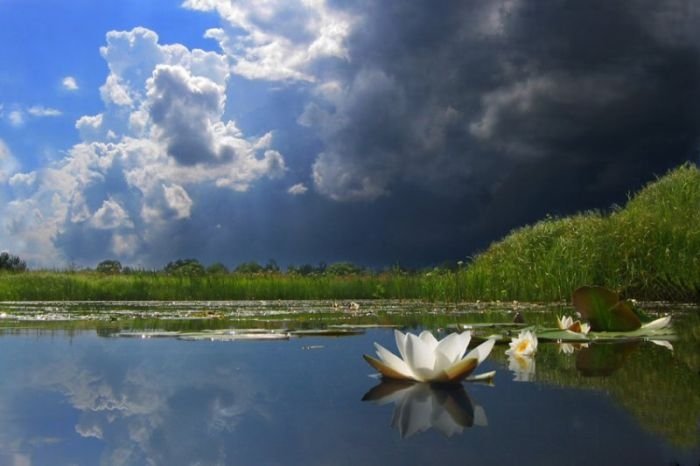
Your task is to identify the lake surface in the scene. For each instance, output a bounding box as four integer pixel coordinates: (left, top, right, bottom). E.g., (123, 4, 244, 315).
(0, 301, 698, 465)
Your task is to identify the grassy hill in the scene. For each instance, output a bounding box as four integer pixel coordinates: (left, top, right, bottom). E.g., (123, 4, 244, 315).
(462, 163, 700, 301)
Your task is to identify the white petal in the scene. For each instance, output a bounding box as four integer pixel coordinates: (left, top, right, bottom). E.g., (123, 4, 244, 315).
(556, 316, 567, 330)
(394, 329, 409, 361)
(405, 333, 437, 382)
(433, 348, 453, 373)
(374, 342, 415, 379)
(464, 338, 496, 365)
(465, 370, 496, 383)
(419, 330, 439, 350)
(641, 316, 671, 330)
(435, 331, 470, 365)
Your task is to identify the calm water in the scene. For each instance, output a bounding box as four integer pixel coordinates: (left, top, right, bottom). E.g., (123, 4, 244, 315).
(0, 302, 698, 466)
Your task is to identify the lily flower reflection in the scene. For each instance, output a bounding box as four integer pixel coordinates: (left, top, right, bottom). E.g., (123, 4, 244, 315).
(648, 339, 674, 351)
(557, 315, 591, 334)
(363, 330, 496, 383)
(507, 354, 536, 382)
(362, 381, 488, 438)
(558, 342, 589, 354)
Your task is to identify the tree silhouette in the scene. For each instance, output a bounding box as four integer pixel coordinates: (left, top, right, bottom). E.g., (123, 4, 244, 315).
(0, 252, 27, 272)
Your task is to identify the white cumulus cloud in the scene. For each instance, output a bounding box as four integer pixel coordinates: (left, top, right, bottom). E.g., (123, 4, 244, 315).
(28, 106, 62, 117)
(162, 184, 193, 219)
(91, 198, 134, 229)
(0, 27, 287, 267)
(185, 0, 356, 82)
(8, 110, 24, 127)
(287, 183, 308, 195)
(62, 76, 79, 91)
(0, 139, 19, 183)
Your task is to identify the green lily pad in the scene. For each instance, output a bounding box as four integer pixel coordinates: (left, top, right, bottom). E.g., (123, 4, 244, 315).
(572, 286, 641, 332)
(535, 328, 590, 342)
(587, 327, 676, 341)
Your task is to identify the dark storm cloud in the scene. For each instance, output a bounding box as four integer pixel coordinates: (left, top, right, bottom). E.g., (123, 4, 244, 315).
(302, 0, 700, 255)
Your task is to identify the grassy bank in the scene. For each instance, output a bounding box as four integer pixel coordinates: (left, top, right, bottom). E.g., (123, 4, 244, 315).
(461, 163, 700, 302)
(0, 270, 471, 302)
(0, 163, 698, 302)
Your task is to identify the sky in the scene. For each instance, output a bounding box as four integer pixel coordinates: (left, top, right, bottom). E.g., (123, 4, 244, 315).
(0, 0, 699, 269)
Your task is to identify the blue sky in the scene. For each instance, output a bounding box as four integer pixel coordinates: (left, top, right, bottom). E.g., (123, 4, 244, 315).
(0, 0, 219, 171)
(1, 0, 699, 269)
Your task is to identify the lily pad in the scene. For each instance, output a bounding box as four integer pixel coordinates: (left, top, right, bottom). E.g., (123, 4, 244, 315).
(290, 329, 364, 337)
(572, 286, 641, 332)
(179, 332, 290, 341)
(535, 329, 590, 342)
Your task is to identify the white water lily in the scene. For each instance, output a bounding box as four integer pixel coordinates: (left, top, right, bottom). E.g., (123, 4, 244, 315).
(557, 315, 574, 330)
(557, 315, 591, 335)
(363, 330, 496, 383)
(641, 315, 671, 330)
(505, 330, 538, 356)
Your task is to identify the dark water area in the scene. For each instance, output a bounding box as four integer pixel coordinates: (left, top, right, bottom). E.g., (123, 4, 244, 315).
(0, 302, 698, 465)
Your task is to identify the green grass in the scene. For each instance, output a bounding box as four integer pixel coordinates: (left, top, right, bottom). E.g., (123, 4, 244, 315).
(0, 163, 698, 302)
(460, 163, 700, 302)
(0, 270, 468, 301)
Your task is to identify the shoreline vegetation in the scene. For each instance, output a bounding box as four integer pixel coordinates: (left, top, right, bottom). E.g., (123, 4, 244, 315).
(1, 163, 699, 303)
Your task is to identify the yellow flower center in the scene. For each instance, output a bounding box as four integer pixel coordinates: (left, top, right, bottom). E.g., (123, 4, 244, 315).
(516, 340, 530, 353)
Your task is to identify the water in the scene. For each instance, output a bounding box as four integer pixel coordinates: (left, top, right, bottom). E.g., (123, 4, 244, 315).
(0, 302, 698, 466)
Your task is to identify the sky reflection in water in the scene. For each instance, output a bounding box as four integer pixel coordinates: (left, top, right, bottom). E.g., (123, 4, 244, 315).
(0, 329, 697, 466)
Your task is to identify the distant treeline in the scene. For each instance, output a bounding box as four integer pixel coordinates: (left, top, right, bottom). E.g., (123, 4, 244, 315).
(0, 254, 457, 277)
(2, 163, 699, 302)
(94, 258, 385, 277)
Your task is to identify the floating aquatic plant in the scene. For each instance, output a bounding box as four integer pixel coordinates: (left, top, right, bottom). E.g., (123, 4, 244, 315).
(363, 330, 496, 383)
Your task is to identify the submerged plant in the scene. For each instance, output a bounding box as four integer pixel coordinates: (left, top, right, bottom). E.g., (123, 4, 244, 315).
(363, 330, 496, 383)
